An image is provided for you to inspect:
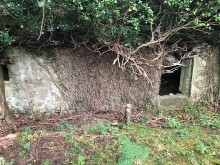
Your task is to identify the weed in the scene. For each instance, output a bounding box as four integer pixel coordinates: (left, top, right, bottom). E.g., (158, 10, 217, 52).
(100, 123, 112, 135)
(183, 101, 199, 114)
(140, 117, 148, 126)
(117, 137, 149, 165)
(0, 157, 14, 165)
(200, 113, 220, 128)
(67, 142, 84, 154)
(177, 150, 194, 157)
(88, 138, 119, 164)
(56, 119, 75, 131)
(188, 156, 199, 165)
(196, 141, 207, 154)
(65, 154, 85, 165)
(202, 118, 220, 128)
(122, 125, 131, 131)
(63, 130, 76, 143)
(163, 136, 175, 144)
(174, 129, 190, 137)
(154, 156, 167, 165)
(77, 155, 85, 165)
(162, 131, 175, 143)
(60, 121, 77, 143)
(213, 134, 220, 139)
(166, 118, 182, 128)
(58, 120, 87, 165)
(86, 121, 116, 135)
(145, 96, 153, 112)
(18, 150, 26, 158)
(65, 158, 76, 165)
(42, 159, 51, 165)
(16, 128, 37, 158)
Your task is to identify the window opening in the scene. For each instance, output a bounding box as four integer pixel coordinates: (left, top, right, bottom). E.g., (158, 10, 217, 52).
(1, 65, 10, 81)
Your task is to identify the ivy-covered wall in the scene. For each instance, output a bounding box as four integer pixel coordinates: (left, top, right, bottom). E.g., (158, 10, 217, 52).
(3, 45, 219, 113)
(3, 47, 160, 114)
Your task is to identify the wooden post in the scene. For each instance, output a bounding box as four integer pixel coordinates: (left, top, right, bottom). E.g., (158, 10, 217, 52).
(125, 104, 133, 124)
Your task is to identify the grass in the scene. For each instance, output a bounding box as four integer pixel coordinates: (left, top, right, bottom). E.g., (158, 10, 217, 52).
(2, 103, 220, 165)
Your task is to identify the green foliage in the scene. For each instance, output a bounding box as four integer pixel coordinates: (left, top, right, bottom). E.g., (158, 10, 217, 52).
(56, 119, 76, 131)
(188, 156, 199, 165)
(196, 141, 207, 154)
(166, 117, 182, 128)
(16, 128, 37, 158)
(183, 101, 199, 114)
(18, 150, 26, 158)
(42, 159, 51, 165)
(2, 114, 220, 164)
(0, 0, 219, 49)
(77, 155, 85, 165)
(177, 150, 194, 157)
(162, 131, 175, 144)
(67, 142, 84, 155)
(56, 120, 88, 165)
(85, 121, 117, 135)
(17, 128, 36, 147)
(174, 129, 190, 137)
(200, 114, 220, 128)
(145, 95, 154, 113)
(0, 31, 14, 49)
(202, 118, 220, 128)
(117, 137, 149, 165)
(0, 157, 14, 165)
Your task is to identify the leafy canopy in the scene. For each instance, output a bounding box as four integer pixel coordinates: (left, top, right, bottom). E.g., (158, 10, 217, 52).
(0, 0, 219, 48)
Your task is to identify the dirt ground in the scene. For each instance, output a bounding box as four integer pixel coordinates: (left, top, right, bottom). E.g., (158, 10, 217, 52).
(0, 110, 136, 165)
(1, 107, 219, 165)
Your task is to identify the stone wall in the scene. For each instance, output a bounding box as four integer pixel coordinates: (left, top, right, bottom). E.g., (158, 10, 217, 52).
(3, 48, 63, 114)
(4, 45, 217, 113)
(2, 48, 160, 114)
(190, 45, 220, 102)
(159, 45, 220, 107)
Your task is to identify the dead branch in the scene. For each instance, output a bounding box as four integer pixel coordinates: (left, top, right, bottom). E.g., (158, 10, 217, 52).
(37, 0, 45, 40)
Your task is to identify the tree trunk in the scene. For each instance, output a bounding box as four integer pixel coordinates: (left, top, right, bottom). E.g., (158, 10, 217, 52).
(0, 66, 16, 122)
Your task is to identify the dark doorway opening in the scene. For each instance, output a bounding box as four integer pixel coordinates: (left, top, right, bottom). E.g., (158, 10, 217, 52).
(159, 68, 182, 95)
(1, 65, 10, 81)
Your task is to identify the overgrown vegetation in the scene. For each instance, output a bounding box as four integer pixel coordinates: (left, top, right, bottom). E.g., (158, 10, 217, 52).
(16, 128, 37, 158)
(0, 0, 219, 78)
(117, 137, 149, 165)
(0, 102, 219, 164)
(0, 157, 14, 165)
(0, 1, 219, 164)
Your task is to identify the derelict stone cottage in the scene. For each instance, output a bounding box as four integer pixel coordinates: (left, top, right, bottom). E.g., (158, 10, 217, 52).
(0, 45, 219, 114)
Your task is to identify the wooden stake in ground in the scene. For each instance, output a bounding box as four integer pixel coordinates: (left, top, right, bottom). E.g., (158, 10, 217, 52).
(125, 104, 133, 124)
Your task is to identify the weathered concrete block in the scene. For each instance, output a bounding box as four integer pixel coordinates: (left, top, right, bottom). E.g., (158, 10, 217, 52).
(4, 48, 63, 114)
(159, 94, 188, 108)
(190, 56, 208, 101)
(190, 45, 220, 102)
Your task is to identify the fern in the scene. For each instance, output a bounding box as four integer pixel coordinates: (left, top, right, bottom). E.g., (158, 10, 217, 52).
(117, 137, 149, 165)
